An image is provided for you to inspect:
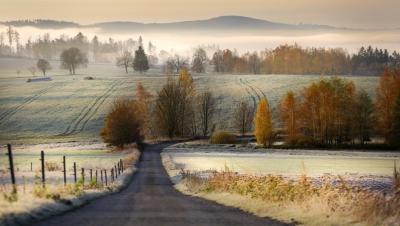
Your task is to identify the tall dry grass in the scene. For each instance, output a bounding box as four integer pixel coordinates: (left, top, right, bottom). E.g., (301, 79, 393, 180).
(182, 165, 400, 225)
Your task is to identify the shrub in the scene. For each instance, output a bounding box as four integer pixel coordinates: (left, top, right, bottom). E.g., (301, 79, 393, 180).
(211, 131, 238, 144)
(101, 97, 144, 147)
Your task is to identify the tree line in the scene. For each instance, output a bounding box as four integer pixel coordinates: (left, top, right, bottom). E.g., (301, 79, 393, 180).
(101, 67, 400, 149)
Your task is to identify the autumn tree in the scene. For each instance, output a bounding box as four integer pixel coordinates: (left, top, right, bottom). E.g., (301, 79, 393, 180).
(60, 47, 88, 75)
(198, 89, 216, 136)
(351, 89, 374, 145)
(100, 97, 143, 147)
(233, 101, 253, 135)
(374, 67, 400, 141)
(254, 98, 274, 147)
(191, 48, 208, 73)
(388, 93, 400, 148)
(36, 59, 51, 76)
(116, 50, 133, 73)
(136, 82, 155, 138)
(278, 90, 301, 146)
(300, 77, 355, 145)
(133, 46, 149, 73)
(178, 69, 196, 136)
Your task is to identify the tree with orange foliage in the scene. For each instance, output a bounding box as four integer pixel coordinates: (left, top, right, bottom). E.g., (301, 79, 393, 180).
(254, 98, 274, 147)
(374, 67, 400, 141)
(136, 82, 154, 138)
(178, 68, 196, 136)
(300, 77, 355, 145)
(278, 90, 301, 146)
(100, 97, 143, 147)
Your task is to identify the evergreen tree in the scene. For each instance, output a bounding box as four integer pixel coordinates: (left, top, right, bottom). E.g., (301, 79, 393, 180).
(133, 46, 149, 73)
(254, 98, 274, 147)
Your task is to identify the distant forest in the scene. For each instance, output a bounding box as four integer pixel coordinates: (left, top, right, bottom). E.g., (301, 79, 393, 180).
(0, 25, 399, 76)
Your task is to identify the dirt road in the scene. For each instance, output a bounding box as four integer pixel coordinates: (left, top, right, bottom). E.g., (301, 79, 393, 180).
(34, 143, 290, 226)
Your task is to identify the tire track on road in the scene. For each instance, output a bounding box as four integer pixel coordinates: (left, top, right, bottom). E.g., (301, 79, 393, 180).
(57, 80, 125, 136)
(0, 83, 64, 125)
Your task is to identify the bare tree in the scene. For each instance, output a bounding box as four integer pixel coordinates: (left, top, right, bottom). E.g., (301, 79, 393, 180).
(60, 47, 88, 75)
(198, 89, 216, 136)
(6, 25, 14, 55)
(0, 32, 4, 54)
(36, 59, 51, 76)
(246, 51, 263, 74)
(14, 31, 20, 57)
(116, 50, 133, 73)
(154, 76, 184, 139)
(167, 54, 189, 73)
(191, 47, 209, 73)
(28, 66, 37, 76)
(233, 101, 254, 135)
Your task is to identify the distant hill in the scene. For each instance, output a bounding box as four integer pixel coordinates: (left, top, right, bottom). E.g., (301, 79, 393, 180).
(0, 16, 340, 34)
(0, 19, 81, 29)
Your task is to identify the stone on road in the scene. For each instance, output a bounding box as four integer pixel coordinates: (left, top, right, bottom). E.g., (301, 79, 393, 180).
(34, 143, 290, 226)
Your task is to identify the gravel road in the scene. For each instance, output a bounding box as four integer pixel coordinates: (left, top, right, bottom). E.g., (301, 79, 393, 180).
(33, 143, 291, 226)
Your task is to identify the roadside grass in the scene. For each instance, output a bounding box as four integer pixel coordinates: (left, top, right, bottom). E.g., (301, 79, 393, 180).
(178, 165, 400, 225)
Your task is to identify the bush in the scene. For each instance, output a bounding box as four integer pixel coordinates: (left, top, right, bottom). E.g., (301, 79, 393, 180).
(100, 97, 144, 147)
(211, 131, 238, 144)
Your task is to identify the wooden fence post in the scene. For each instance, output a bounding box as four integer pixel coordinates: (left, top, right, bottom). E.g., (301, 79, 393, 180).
(31, 162, 32, 172)
(120, 159, 123, 173)
(82, 168, 85, 186)
(40, 150, 45, 188)
(90, 169, 92, 182)
(105, 169, 107, 186)
(115, 165, 117, 179)
(7, 144, 16, 185)
(101, 170, 103, 184)
(62, 156, 66, 186)
(73, 162, 77, 184)
(118, 162, 121, 175)
(95, 170, 97, 184)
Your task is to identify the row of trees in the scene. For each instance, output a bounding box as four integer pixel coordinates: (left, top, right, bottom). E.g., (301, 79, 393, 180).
(276, 67, 400, 147)
(101, 66, 400, 148)
(0, 26, 158, 64)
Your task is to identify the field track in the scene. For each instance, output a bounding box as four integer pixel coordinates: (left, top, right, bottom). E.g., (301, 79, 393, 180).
(56, 79, 126, 136)
(0, 82, 64, 125)
(245, 78, 267, 99)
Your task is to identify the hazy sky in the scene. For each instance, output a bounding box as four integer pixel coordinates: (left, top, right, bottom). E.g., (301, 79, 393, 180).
(1, 0, 399, 29)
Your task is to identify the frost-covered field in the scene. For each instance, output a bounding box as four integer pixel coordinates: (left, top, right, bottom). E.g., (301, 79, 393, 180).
(0, 142, 139, 226)
(0, 142, 126, 186)
(0, 58, 380, 145)
(162, 143, 400, 192)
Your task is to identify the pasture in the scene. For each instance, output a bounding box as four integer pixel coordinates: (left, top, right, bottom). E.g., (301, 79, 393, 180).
(0, 58, 380, 145)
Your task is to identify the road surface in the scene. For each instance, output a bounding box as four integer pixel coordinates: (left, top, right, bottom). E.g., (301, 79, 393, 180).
(34, 143, 291, 226)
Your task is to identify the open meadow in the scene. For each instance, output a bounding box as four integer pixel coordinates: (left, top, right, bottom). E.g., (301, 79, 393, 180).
(0, 58, 380, 145)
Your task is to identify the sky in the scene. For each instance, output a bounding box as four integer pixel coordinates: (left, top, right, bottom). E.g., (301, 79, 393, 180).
(1, 0, 400, 29)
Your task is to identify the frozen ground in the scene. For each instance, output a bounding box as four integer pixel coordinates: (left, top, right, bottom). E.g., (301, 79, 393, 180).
(163, 143, 400, 193)
(0, 142, 137, 226)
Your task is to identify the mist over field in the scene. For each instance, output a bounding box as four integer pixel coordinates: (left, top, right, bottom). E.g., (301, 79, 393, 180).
(1, 16, 400, 55)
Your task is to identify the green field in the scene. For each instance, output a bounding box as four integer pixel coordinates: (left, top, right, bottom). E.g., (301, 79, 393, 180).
(0, 58, 380, 144)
